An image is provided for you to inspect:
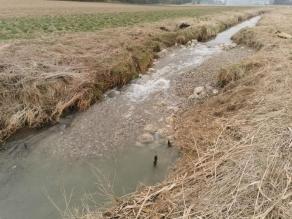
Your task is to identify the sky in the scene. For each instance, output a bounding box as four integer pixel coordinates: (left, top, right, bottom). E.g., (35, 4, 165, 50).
(214, 0, 272, 4)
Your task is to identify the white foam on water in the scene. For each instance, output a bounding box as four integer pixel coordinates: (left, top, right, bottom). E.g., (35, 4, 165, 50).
(125, 16, 261, 103)
(127, 78, 170, 102)
(126, 44, 220, 102)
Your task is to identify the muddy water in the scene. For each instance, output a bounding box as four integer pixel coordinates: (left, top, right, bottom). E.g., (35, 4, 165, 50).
(0, 16, 260, 219)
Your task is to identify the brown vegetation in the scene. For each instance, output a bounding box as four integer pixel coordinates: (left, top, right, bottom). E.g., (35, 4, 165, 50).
(0, 9, 262, 144)
(85, 8, 292, 218)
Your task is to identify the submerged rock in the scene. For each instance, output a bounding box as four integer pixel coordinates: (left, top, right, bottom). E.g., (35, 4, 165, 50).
(187, 39, 198, 47)
(138, 133, 154, 144)
(107, 90, 120, 98)
(221, 42, 237, 50)
(144, 124, 157, 134)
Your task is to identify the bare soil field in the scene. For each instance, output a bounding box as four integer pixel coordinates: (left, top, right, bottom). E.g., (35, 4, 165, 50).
(94, 8, 292, 219)
(0, 0, 191, 18)
(0, 0, 246, 18)
(0, 6, 261, 144)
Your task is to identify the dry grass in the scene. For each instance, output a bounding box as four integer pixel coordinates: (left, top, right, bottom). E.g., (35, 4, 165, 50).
(81, 8, 292, 218)
(0, 9, 262, 144)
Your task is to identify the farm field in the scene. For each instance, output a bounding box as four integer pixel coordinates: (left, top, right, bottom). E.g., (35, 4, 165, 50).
(0, 4, 251, 40)
(0, 0, 250, 19)
(0, 0, 198, 18)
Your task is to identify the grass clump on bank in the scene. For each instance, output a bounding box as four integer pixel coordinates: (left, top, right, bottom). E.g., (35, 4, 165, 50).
(0, 7, 250, 40)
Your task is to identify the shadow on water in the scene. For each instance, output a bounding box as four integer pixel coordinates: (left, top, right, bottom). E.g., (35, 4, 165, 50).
(0, 140, 177, 219)
(0, 16, 260, 219)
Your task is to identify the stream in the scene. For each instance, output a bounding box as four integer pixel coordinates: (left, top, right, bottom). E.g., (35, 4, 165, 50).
(0, 16, 260, 219)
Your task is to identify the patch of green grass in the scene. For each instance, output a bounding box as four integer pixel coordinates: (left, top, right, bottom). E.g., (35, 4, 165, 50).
(0, 7, 249, 40)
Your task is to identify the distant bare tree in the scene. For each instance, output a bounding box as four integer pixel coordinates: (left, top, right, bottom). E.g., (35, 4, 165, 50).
(274, 0, 292, 4)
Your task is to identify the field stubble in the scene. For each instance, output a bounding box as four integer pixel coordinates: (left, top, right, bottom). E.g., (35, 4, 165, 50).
(0, 0, 206, 18)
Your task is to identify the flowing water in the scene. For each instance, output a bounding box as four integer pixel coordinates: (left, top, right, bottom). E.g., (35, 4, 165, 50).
(0, 16, 260, 219)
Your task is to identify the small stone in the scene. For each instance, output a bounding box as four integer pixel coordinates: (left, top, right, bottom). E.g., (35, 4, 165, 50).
(156, 101, 167, 107)
(205, 84, 214, 92)
(135, 141, 144, 147)
(157, 128, 167, 136)
(186, 39, 198, 48)
(138, 133, 154, 144)
(212, 89, 219, 95)
(148, 68, 155, 72)
(194, 86, 205, 94)
(59, 124, 67, 130)
(144, 124, 157, 134)
(107, 90, 120, 98)
(188, 86, 208, 100)
(165, 116, 174, 125)
(188, 94, 198, 100)
(222, 42, 237, 50)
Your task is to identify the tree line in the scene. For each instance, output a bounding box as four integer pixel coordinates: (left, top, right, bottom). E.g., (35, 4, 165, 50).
(64, 0, 194, 4)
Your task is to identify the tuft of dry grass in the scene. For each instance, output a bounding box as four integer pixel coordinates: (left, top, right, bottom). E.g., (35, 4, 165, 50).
(217, 57, 264, 87)
(0, 9, 262, 144)
(81, 8, 292, 219)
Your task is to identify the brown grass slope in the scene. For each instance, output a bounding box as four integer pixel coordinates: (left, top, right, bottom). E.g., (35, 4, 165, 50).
(0, 10, 262, 145)
(87, 8, 292, 218)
